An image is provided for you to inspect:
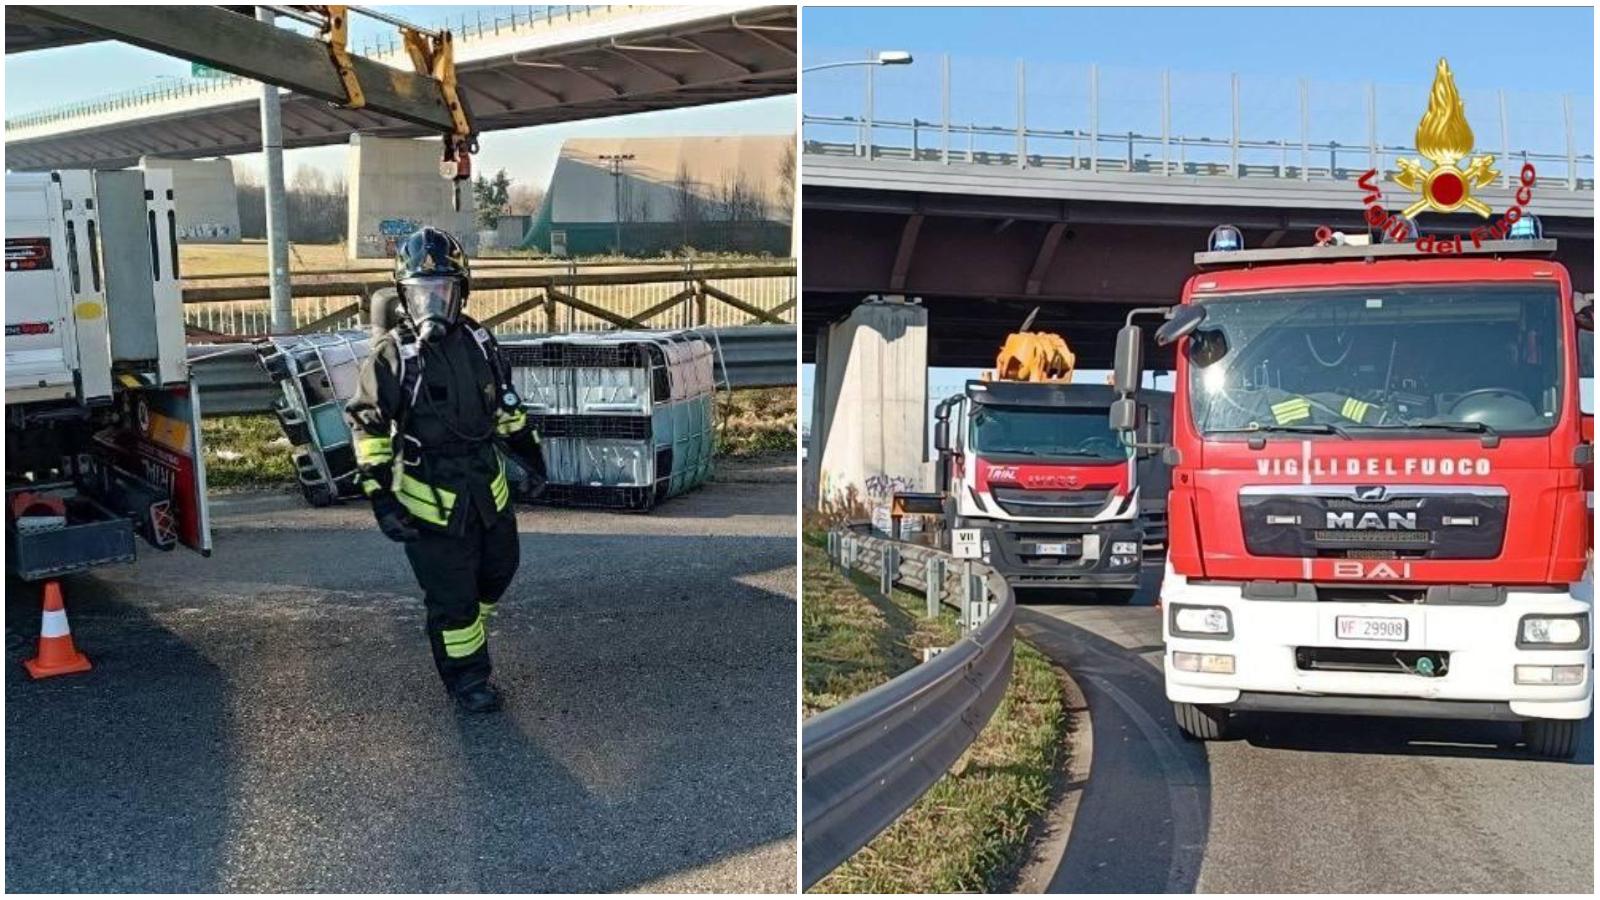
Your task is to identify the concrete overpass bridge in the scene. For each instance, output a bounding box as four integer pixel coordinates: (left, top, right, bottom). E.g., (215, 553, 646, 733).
(801, 56, 1594, 508)
(5, 4, 796, 170)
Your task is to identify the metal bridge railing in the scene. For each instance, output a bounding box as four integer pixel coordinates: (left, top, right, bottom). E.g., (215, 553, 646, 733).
(803, 55, 1595, 191)
(802, 529, 1015, 889)
(6, 5, 618, 130)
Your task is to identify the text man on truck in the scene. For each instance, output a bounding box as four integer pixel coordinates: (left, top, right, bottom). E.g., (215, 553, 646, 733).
(1109, 220, 1592, 757)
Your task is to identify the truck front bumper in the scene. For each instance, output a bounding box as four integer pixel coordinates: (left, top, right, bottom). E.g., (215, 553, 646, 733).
(1162, 563, 1594, 721)
(964, 518, 1145, 589)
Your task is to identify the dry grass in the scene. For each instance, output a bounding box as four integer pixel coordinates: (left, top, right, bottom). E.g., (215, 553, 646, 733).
(181, 241, 361, 277)
(179, 241, 790, 279)
(718, 388, 797, 458)
(802, 529, 1069, 893)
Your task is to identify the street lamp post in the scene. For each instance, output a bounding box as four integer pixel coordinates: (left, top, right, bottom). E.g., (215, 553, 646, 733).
(599, 152, 635, 255)
(800, 50, 913, 74)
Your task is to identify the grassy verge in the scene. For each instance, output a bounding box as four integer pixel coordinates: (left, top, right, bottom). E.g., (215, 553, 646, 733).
(200, 415, 295, 490)
(717, 388, 796, 459)
(802, 529, 1069, 893)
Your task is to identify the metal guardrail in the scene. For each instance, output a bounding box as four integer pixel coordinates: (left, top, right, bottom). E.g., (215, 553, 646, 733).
(803, 55, 1595, 189)
(801, 529, 1016, 889)
(187, 324, 798, 416)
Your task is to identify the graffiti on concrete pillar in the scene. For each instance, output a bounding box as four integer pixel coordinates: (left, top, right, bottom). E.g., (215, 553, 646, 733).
(359, 218, 422, 256)
(178, 222, 237, 240)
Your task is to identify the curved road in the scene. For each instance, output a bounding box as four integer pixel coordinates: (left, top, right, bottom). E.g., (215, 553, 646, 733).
(1018, 562, 1594, 894)
(7, 468, 795, 892)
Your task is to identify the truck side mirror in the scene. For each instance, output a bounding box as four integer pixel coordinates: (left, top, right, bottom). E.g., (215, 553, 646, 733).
(933, 419, 950, 452)
(1110, 397, 1139, 433)
(1156, 303, 1207, 346)
(1576, 303, 1593, 332)
(1113, 325, 1144, 395)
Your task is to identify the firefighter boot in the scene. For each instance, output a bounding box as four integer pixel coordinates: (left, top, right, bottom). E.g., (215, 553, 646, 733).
(452, 679, 503, 714)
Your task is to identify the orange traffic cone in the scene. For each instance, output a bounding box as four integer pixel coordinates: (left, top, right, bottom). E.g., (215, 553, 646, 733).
(23, 580, 91, 679)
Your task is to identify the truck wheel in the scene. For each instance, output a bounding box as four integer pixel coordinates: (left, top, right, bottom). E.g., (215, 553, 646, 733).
(1522, 719, 1578, 759)
(1173, 702, 1230, 741)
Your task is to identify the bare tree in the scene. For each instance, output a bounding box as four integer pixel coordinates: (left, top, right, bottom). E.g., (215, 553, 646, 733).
(670, 162, 707, 250)
(506, 184, 545, 216)
(776, 140, 795, 223)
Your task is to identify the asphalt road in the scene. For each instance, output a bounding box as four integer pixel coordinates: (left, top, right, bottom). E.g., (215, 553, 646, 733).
(6, 467, 796, 892)
(1016, 562, 1594, 894)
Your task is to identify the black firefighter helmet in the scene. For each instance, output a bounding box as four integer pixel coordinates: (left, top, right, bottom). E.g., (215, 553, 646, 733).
(394, 227, 471, 340)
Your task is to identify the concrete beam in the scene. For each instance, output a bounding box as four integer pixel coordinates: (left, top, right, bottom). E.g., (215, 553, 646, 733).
(888, 214, 923, 292)
(1025, 222, 1067, 295)
(20, 5, 458, 133)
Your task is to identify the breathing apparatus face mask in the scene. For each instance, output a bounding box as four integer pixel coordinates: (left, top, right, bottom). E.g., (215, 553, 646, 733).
(400, 276, 464, 342)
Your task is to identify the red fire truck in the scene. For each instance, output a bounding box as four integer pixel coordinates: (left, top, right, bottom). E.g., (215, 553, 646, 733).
(1110, 225, 1592, 757)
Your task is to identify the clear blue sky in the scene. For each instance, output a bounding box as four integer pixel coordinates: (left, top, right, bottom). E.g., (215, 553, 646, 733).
(799, 5, 1595, 432)
(5, 5, 793, 188)
(803, 6, 1593, 92)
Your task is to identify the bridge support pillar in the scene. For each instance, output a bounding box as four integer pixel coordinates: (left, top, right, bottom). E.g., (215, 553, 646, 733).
(139, 157, 241, 243)
(807, 298, 930, 521)
(345, 134, 476, 259)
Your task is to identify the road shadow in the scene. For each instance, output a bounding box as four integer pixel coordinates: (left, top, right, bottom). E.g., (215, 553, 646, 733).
(1233, 711, 1596, 765)
(1014, 605, 1212, 893)
(6, 522, 797, 892)
(5, 574, 237, 892)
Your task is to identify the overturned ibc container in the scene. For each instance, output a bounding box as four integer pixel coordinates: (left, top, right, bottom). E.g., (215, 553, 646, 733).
(255, 331, 373, 507)
(504, 331, 717, 511)
(256, 327, 717, 512)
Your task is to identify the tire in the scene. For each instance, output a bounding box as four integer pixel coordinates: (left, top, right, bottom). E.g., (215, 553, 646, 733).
(302, 483, 334, 508)
(1173, 701, 1230, 741)
(1522, 718, 1578, 759)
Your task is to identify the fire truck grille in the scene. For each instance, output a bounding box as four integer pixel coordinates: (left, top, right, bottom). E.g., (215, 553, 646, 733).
(1240, 490, 1507, 559)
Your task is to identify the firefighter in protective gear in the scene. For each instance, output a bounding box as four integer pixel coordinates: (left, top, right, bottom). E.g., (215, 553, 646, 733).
(344, 227, 545, 713)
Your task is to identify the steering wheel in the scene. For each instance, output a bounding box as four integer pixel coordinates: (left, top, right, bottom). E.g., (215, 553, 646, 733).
(1448, 387, 1526, 412)
(1075, 437, 1124, 457)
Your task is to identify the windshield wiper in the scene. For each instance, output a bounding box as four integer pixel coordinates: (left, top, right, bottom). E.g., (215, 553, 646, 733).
(1210, 422, 1353, 440)
(1385, 420, 1502, 447)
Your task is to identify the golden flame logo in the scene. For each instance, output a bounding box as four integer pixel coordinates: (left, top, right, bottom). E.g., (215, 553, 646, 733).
(1395, 59, 1498, 217)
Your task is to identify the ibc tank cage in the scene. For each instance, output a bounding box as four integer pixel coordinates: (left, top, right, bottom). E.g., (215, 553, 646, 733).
(502, 330, 717, 510)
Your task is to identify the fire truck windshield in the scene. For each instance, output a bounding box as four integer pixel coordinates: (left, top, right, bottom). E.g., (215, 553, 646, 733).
(1187, 284, 1563, 437)
(971, 405, 1128, 460)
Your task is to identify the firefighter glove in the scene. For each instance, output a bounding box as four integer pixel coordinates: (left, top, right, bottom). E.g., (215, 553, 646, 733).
(371, 491, 421, 543)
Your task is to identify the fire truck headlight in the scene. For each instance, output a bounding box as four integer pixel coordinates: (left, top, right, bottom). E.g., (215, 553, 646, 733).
(1172, 605, 1232, 637)
(1514, 664, 1586, 686)
(1518, 615, 1588, 648)
(1111, 541, 1139, 556)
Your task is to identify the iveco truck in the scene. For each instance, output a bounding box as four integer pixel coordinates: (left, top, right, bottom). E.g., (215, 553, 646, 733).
(6, 169, 212, 582)
(1110, 224, 1592, 757)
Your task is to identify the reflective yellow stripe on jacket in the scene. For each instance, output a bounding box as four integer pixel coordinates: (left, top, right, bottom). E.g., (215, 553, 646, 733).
(1340, 397, 1374, 423)
(395, 472, 456, 526)
(1270, 397, 1311, 424)
(490, 455, 510, 511)
(354, 435, 394, 466)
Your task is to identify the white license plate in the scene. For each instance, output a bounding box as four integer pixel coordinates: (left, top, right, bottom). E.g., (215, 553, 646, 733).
(1336, 615, 1408, 642)
(1035, 542, 1072, 556)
